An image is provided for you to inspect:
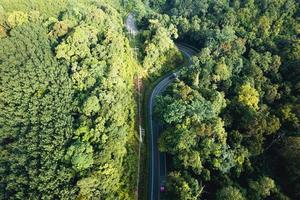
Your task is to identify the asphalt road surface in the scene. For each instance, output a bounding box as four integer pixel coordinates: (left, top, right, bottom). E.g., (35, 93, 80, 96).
(148, 44, 198, 200)
(126, 13, 138, 35)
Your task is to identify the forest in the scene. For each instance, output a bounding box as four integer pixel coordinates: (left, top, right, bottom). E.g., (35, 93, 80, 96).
(147, 0, 300, 199)
(0, 0, 141, 199)
(0, 0, 299, 200)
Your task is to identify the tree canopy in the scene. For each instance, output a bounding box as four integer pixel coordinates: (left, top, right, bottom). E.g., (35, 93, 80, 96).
(145, 0, 300, 199)
(0, 0, 300, 199)
(0, 1, 139, 199)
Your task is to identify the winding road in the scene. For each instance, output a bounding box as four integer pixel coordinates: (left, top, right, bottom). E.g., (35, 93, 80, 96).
(147, 44, 198, 200)
(124, 14, 198, 200)
(126, 13, 138, 35)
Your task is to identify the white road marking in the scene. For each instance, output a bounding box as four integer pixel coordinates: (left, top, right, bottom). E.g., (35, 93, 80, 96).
(149, 45, 197, 200)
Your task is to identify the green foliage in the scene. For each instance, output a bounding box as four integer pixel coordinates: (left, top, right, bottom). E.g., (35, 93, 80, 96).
(279, 104, 300, 130)
(148, 0, 300, 199)
(249, 176, 276, 199)
(1, 0, 300, 199)
(164, 171, 203, 200)
(142, 17, 183, 78)
(0, 24, 76, 199)
(53, 2, 138, 199)
(237, 83, 260, 110)
(82, 96, 101, 116)
(163, 100, 187, 123)
(216, 186, 246, 200)
(6, 11, 29, 28)
(278, 137, 300, 199)
(0, 1, 139, 199)
(214, 58, 231, 81)
(0, 0, 98, 18)
(65, 140, 94, 171)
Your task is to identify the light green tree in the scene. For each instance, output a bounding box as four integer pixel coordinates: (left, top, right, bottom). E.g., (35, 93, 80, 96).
(7, 11, 28, 28)
(238, 83, 259, 110)
(82, 95, 100, 116)
(65, 141, 94, 171)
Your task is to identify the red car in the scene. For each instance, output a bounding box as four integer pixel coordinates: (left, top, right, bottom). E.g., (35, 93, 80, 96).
(160, 180, 166, 192)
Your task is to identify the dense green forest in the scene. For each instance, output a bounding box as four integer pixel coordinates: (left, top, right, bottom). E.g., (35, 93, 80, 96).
(0, 1, 142, 199)
(0, 0, 182, 199)
(0, 0, 300, 199)
(146, 0, 300, 199)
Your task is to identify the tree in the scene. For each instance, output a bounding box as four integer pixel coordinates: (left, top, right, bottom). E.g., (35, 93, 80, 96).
(1, 2, 140, 199)
(278, 137, 300, 199)
(163, 100, 187, 123)
(165, 172, 203, 200)
(213, 57, 231, 82)
(0, 24, 76, 199)
(65, 140, 94, 171)
(142, 18, 181, 77)
(146, 0, 300, 199)
(216, 186, 246, 200)
(82, 95, 101, 116)
(178, 151, 203, 175)
(279, 104, 300, 130)
(49, 20, 70, 37)
(7, 11, 29, 28)
(237, 83, 260, 110)
(249, 176, 276, 199)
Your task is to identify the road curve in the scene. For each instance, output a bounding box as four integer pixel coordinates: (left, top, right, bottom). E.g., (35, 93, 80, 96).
(126, 13, 138, 35)
(147, 44, 198, 200)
